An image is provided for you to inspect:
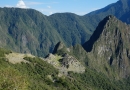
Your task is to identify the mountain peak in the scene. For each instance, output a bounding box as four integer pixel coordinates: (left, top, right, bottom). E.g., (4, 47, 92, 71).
(52, 42, 70, 55)
(84, 15, 130, 78)
(83, 15, 116, 52)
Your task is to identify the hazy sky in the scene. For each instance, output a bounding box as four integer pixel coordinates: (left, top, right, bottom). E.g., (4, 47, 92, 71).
(0, 0, 118, 16)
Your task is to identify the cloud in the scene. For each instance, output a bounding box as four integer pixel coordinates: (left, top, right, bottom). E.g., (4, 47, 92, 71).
(47, 6, 51, 9)
(15, 0, 59, 16)
(25, 1, 58, 6)
(49, 12, 53, 15)
(38, 9, 54, 15)
(25, 2, 46, 5)
(5, 5, 13, 8)
(16, 0, 27, 8)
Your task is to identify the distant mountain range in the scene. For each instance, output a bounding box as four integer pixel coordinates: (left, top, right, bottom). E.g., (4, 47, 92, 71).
(0, 0, 130, 57)
(87, 0, 130, 23)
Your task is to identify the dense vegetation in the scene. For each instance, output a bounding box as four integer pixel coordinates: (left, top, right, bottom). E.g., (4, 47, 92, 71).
(0, 48, 75, 90)
(0, 48, 130, 90)
(0, 8, 91, 57)
(0, 0, 130, 89)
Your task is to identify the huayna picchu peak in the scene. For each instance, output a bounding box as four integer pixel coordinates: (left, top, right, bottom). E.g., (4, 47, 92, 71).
(83, 15, 130, 79)
(83, 15, 114, 52)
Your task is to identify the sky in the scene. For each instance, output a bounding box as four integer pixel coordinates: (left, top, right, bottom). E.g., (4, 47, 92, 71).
(0, 0, 119, 16)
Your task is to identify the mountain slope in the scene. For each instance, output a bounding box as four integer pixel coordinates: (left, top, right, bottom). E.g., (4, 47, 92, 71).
(1, 47, 130, 90)
(0, 8, 63, 57)
(0, 0, 130, 57)
(83, 15, 130, 79)
(85, 0, 130, 30)
(89, 0, 130, 16)
(1, 16, 130, 89)
(0, 48, 116, 89)
(48, 13, 92, 45)
(0, 8, 93, 57)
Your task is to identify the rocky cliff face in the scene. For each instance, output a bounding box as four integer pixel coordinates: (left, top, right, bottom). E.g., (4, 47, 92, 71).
(83, 15, 130, 79)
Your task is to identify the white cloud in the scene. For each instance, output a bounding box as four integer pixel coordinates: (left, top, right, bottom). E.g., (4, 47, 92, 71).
(16, 0, 27, 8)
(25, 1, 58, 6)
(25, 2, 45, 5)
(47, 6, 51, 9)
(38, 9, 54, 15)
(14, 1, 59, 16)
(5, 5, 13, 8)
(49, 12, 53, 15)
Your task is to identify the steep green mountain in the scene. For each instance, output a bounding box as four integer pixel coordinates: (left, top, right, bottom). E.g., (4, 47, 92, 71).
(1, 15, 130, 89)
(0, 8, 63, 57)
(48, 13, 93, 45)
(1, 0, 130, 89)
(83, 15, 130, 79)
(0, 8, 93, 57)
(45, 34, 130, 90)
(0, 0, 130, 57)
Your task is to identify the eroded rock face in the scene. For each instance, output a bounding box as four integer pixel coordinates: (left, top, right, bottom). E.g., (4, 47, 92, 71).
(83, 15, 130, 79)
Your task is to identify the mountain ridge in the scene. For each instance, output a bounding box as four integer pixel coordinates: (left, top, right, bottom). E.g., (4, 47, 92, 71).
(0, 0, 130, 57)
(83, 15, 112, 52)
(1, 0, 130, 89)
(87, 0, 130, 24)
(1, 15, 130, 89)
(83, 15, 130, 79)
